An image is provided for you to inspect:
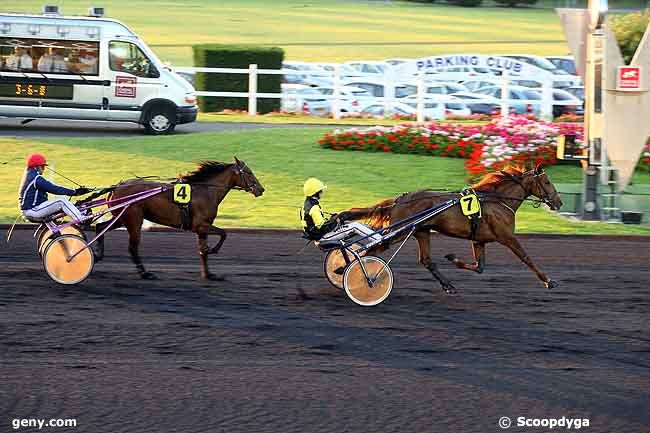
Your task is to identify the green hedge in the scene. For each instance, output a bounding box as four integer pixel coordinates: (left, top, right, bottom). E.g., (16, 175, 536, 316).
(192, 44, 284, 114)
(611, 10, 650, 64)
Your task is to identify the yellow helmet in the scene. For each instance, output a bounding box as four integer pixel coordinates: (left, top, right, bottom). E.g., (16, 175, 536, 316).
(303, 178, 326, 197)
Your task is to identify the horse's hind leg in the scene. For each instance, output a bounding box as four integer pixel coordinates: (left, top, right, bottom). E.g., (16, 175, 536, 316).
(499, 235, 557, 289)
(415, 231, 457, 295)
(93, 217, 123, 261)
(445, 242, 486, 273)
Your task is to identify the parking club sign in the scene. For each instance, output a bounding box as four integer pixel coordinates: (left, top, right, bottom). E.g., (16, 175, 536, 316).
(617, 66, 642, 90)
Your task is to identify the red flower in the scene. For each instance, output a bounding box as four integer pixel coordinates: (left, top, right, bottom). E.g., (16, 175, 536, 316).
(382, 146, 391, 152)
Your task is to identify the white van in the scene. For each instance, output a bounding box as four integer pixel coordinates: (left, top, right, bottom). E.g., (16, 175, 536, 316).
(0, 9, 197, 134)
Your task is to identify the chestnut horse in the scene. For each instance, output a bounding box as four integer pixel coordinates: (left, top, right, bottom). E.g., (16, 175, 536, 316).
(93, 157, 264, 280)
(345, 166, 562, 294)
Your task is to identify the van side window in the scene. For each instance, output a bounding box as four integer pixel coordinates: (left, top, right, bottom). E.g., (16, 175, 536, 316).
(0, 37, 99, 75)
(109, 41, 156, 78)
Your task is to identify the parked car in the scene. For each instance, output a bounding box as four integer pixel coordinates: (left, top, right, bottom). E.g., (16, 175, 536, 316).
(344, 61, 388, 76)
(403, 95, 471, 117)
(313, 63, 362, 79)
(283, 61, 332, 87)
(502, 54, 580, 88)
(342, 78, 418, 99)
(359, 101, 417, 118)
(461, 79, 502, 92)
(285, 86, 330, 115)
(550, 88, 583, 117)
(473, 85, 543, 115)
(312, 86, 374, 113)
(449, 92, 501, 114)
(384, 58, 412, 67)
(546, 55, 578, 76)
(564, 85, 584, 100)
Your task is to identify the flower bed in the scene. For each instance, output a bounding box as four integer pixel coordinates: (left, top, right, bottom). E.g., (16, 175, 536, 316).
(319, 116, 587, 176)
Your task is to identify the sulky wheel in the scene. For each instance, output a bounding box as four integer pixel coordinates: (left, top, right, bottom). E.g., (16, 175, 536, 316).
(37, 225, 86, 257)
(42, 234, 94, 285)
(324, 243, 366, 289)
(343, 256, 393, 306)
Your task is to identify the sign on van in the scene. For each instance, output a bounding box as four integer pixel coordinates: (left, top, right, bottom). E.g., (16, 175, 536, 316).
(396, 54, 547, 77)
(115, 76, 137, 98)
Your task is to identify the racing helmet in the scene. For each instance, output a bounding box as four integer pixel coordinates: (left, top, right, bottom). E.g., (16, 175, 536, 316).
(303, 178, 326, 197)
(27, 153, 48, 168)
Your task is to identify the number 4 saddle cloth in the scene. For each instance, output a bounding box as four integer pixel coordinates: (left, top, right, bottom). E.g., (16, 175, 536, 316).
(173, 183, 192, 231)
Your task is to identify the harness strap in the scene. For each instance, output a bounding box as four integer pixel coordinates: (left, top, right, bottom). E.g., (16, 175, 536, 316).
(500, 201, 516, 215)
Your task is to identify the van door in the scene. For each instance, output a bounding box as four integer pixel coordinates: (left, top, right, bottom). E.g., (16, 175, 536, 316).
(104, 40, 161, 122)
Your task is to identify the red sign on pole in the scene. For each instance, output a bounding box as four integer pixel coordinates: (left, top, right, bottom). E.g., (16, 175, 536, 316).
(617, 66, 642, 90)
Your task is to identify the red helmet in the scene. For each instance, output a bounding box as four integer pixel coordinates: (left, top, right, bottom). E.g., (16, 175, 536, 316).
(27, 153, 48, 168)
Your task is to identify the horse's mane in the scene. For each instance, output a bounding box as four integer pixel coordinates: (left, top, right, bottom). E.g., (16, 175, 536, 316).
(178, 161, 232, 183)
(470, 165, 527, 191)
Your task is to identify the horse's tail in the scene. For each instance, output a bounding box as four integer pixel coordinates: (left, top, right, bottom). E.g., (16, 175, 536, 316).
(345, 198, 395, 230)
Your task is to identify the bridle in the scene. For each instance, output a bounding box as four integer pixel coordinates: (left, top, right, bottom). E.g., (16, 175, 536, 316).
(497, 170, 555, 208)
(234, 162, 254, 193)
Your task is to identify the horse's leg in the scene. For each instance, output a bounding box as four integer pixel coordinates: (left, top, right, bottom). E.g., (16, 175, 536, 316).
(196, 224, 225, 281)
(445, 242, 486, 274)
(414, 231, 457, 295)
(207, 226, 227, 255)
(499, 235, 557, 289)
(124, 210, 155, 280)
(93, 217, 123, 261)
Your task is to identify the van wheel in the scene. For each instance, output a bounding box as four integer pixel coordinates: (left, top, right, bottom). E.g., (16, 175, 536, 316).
(144, 106, 176, 135)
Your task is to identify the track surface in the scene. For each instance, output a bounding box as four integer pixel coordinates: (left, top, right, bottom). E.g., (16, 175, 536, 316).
(1, 230, 649, 433)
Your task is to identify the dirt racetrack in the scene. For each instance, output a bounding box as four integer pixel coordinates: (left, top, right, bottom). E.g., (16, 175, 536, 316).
(1, 229, 649, 433)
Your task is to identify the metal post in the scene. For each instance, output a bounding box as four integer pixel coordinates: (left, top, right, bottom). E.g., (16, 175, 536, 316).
(332, 64, 341, 120)
(248, 63, 258, 116)
(384, 66, 394, 116)
(541, 78, 554, 120)
(582, 0, 608, 220)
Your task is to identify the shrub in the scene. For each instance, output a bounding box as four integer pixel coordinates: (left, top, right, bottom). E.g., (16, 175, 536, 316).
(192, 44, 284, 113)
(610, 9, 650, 64)
(493, 0, 537, 6)
(450, 0, 482, 6)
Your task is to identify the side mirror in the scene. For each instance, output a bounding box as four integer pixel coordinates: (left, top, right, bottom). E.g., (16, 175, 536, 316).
(147, 63, 160, 78)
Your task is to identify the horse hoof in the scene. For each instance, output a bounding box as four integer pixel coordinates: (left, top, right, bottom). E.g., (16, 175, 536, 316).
(140, 272, 157, 280)
(442, 284, 457, 295)
(203, 273, 225, 281)
(444, 254, 456, 262)
(545, 279, 558, 289)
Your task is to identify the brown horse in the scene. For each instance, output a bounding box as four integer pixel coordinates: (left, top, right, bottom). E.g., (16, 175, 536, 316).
(345, 165, 562, 294)
(93, 157, 264, 280)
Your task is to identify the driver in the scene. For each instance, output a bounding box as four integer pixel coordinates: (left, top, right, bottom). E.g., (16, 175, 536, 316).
(18, 153, 91, 222)
(301, 178, 380, 245)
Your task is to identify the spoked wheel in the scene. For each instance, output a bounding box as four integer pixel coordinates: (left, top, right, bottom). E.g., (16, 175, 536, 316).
(324, 243, 366, 289)
(37, 225, 86, 257)
(343, 256, 393, 306)
(42, 234, 94, 285)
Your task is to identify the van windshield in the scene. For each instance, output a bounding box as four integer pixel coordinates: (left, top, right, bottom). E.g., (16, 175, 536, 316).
(109, 41, 155, 78)
(0, 37, 99, 75)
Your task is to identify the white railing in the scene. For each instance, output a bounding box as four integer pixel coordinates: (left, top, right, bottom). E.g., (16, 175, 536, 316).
(174, 64, 576, 121)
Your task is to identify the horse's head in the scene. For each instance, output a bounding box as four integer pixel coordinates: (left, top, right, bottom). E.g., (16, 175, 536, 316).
(524, 165, 563, 211)
(233, 156, 265, 197)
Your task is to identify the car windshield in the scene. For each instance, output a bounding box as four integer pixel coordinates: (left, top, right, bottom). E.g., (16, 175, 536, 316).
(513, 56, 569, 75)
(445, 103, 465, 110)
(523, 90, 542, 100)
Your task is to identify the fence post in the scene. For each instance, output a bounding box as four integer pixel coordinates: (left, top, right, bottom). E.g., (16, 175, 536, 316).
(384, 67, 393, 117)
(541, 78, 553, 120)
(248, 63, 258, 116)
(417, 70, 425, 122)
(500, 70, 510, 118)
(332, 64, 341, 120)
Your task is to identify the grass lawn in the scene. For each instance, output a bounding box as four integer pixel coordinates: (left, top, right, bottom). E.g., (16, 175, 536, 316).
(2, 129, 649, 234)
(7, 0, 569, 66)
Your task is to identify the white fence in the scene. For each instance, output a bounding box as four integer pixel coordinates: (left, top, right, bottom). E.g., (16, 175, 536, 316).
(174, 64, 569, 121)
